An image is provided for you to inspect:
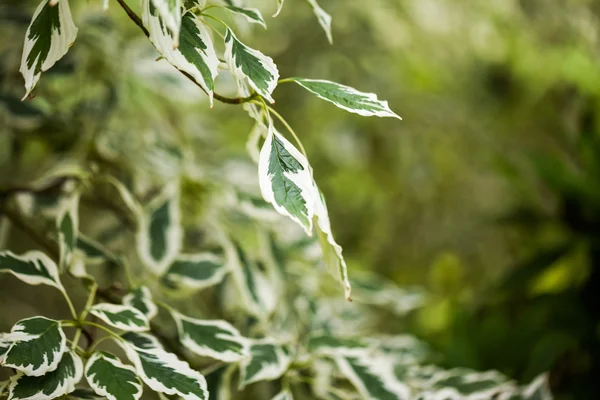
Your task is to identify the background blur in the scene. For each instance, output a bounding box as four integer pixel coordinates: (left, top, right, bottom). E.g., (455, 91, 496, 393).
(1, 0, 600, 398)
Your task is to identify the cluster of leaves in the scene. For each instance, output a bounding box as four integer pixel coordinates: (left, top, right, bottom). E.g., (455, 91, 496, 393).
(0, 0, 557, 399)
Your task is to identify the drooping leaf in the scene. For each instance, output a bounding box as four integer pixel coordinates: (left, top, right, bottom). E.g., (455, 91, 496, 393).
(335, 353, 410, 400)
(150, 0, 182, 43)
(171, 312, 248, 362)
(258, 124, 316, 235)
(288, 78, 401, 119)
(85, 351, 143, 400)
(0, 251, 63, 291)
(239, 340, 292, 388)
(143, 3, 219, 104)
(306, 0, 332, 44)
(224, 28, 279, 103)
(136, 191, 182, 276)
(3, 317, 66, 377)
(57, 192, 80, 273)
(122, 287, 158, 320)
(273, 0, 284, 17)
(89, 304, 150, 332)
(162, 253, 229, 292)
(271, 390, 293, 400)
(8, 350, 83, 400)
(20, 0, 79, 99)
(117, 338, 208, 400)
(224, 6, 266, 29)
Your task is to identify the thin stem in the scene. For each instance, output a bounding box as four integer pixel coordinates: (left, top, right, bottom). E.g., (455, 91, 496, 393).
(86, 335, 112, 354)
(202, 16, 226, 40)
(80, 321, 124, 342)
(278, 78, 295, 84)
(114, 0, 257, 105)
(258, 101, 308, 157)
(156, 300, 177, 315)
(71, 329, 82, 351)
(61, 290, 79, 320)
(201, 13, 228, 29)
(79, 282, 97, 321)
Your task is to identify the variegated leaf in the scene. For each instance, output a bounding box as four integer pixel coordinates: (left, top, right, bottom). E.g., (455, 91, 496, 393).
(0, 251, 63, 291)
(0, 334, 11, 364)
(136, 192, 182, 276)
(150, 0, 182, 43)
(239, 339, 292, 388)
(121, 332, 164, 351)
(258, 124, 316, 235)
(308, 335, 368, 357)
(143, 3, 219, 105)
(85, 352, 143, 400)
(224, 5, 266, 29)
(273, 0, 284, 17)
(3, 317, 66, 377)
(57, 192, 79, 273)
(89, 304, 150, 332)
(162, 253, 229, 292)
(117, 338, 208, 400)
(76, 235, 118, 265)
(171, 312, 248, 362)
(288, 78, 401, 119)
(8, 350, 83, 400)
(20, 0, 79, 99)
(271, 390, 293, 400)
(224, 28, 279, 103)
(306, 0, 332, 44)
(122, 286, 158, 320)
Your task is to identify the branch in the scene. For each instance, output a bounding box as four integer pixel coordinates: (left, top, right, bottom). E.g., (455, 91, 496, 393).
(115, 0, 258, 105)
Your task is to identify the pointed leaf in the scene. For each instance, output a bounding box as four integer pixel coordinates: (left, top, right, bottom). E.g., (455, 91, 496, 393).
(162, 253, 229, 292)
(122, 287, 158, 320)
(225, 6, 266, 29)
(85, 351, 143, 400)
(273, 0, 284, 17)
(57, 192, 80, 273)
(143, 4, 219, 104)
(306, 0, 332, 44)
(20, 0, 79, 99)
(224, 28, 279, 103)
(150, 0, 182, 43)
(3, 317, 66, 377)
(289, 78, 401, 118)
(8, 350, 82, 400)
(239, 339, 292, 388)
(89, 304, 150, 332)
(0, 251, 63, 290)
(258, 124, 316, 235)
(171, 312, 248, 362)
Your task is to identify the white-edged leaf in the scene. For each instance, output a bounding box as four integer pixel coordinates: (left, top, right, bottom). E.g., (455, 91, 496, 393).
(57, 192, 80, 273)
(171, 312, 248, 362)
(0, 251, 63, 291)
(313, 189, 351, 300)
(76, 234, 119, 265)
(143, 3, 219, 105)
(239, 339, 292, 388)
(335, 353, 410, 400)
(116, 338, 208, 400)
(20, 0, 79, 99)
(271, 390, 293, 400)
(8, 350, 83, 400)
(308, 334, 368, 357)
(258, 123, 316, 235)
(162, 253, 229, 292)
(0, 334, 11, 364)
(0, 381, 8, 397)
(136, 191, 182, 276)
(85, 351, 143, 400)
(224, 28, 279, 103)
(122, 286, 158, 320)
(519, 374, 553, 400)
(89, 304, 150, 332)
(150, 0, 182, 44)
(121, 332, 164, 351)
(273, 0, 284, 17)
(225, 6, 266, 29)
(3, 317, 66, 377)
(306, 0, 332, 44)
(289, 78, 401, 119)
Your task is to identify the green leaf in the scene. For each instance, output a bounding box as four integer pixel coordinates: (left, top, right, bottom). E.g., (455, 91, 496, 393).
(143, 3, 219, 105)
(121, 332, 164, 351)
(57, 192, 80, 273)
(306, 0, 332, 44)
(171, 312, 248, 362)
(8, 350, 83, 400)
(225, 6, 266, 29)
(76, 235, 118, 265)
(288, 78, 401, 119)
(0, 251, 63, 291)
(117, 338, 208, 400)
(258, 124, 316, 235)
(335, 353, 410, 400)
(162, 253, 229, 292)
(89, 304, 150, 332)
(271, 390, 293, 400)
(85, 351, 143, 400)
(308, 335, 368, 356)
(3, 317, 66, 376)
(136, 190, 182, 276)
(122, 287, 158, 320)
(239, 339, 292, 388)
(20, 0, 79, 99)
(224, 28, 279, 103)
(150, 0, 182, 42)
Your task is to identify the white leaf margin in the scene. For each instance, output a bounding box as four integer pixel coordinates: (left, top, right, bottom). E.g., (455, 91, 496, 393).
(89, 304, 150, 332)
(84, 352, 143, 400)
(239, 338, 292, 388)
(0, 250, 64, 292)
(122, 286, 158, 320)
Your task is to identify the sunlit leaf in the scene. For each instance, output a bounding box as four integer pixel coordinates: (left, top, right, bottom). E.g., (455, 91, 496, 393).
(150, 0, 182, 43)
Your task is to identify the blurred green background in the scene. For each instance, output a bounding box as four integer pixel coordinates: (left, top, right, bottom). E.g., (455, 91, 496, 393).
(1, 0, 600, 398)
